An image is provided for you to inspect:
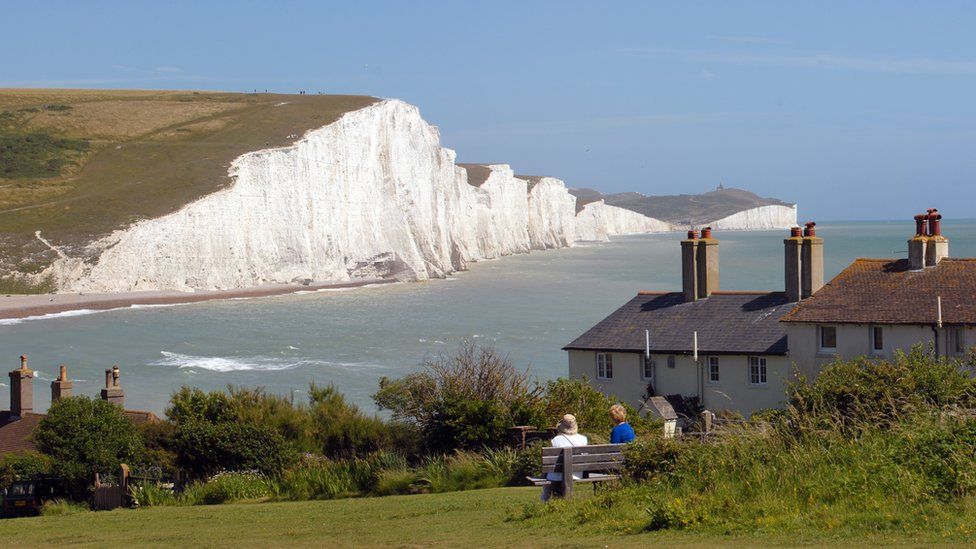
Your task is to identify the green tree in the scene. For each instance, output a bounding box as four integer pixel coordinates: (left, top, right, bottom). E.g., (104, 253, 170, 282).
(33, 396, 142, 496)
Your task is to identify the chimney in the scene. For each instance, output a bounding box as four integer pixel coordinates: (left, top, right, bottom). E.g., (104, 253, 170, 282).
(681, 230, 699, 302)
(784, 226, 803, 302)
(9, 355, 33, 417)
(925, 209, 949, 266)
(100, 365, 124, 408)
(908, 213, 928, 270)
(696, 227, 719, 299)
(801, 222, 824, 299)
(51, 364, 73, 402)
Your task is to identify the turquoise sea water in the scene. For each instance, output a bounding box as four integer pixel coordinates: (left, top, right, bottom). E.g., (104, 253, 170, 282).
(1, 220, 974, 414)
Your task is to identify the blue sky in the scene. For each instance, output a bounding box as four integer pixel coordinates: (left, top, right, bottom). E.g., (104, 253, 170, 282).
(3, 1, 975, 220)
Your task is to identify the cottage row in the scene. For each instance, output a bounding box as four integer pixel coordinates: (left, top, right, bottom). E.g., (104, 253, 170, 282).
(566, 210, 975, 416)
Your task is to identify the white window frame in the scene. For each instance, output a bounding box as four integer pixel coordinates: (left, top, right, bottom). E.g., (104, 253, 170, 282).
(708, 356, 720, 384)
(819, 325, 837, 352)
(870, 326, 884, 355)
(749, 356, 767, 386)
(641, 354, 655, 380)
(667, 355, 676, 369)
(596, 352, 613, 380)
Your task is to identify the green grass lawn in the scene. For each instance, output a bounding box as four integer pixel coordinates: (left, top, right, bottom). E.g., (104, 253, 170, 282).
(0, 487, 969, 548)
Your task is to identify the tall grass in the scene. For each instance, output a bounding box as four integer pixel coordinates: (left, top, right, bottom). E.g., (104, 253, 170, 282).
(511, 347, 976, 538)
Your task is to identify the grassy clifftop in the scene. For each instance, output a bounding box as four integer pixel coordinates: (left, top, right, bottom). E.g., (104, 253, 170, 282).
(0, 89, 378, 292)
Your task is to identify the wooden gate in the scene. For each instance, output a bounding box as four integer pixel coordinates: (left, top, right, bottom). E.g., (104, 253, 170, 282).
(93, 464, 130, 511)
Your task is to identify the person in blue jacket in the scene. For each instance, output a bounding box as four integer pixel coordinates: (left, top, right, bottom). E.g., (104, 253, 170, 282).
(609, 404, 636, 443)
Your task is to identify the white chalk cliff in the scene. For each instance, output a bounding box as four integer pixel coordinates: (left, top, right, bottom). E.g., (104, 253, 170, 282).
(707, 204, 799, 231)
(48, 99, 792, 293)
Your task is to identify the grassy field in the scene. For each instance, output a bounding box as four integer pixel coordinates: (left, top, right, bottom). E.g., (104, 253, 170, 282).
(0, 487, 969, 548)
(0, 89, 377, 292)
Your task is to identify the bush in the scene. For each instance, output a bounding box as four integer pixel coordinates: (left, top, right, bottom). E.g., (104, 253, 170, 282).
(181, 472, 276, 505)
(0, 452, 51, 491)
(622, 437, 684, 482)
(39, 499, 89, 516)
(129, 482, 178, 507)
(33, 397, 143, 497)
(413, 453, 509, 493)
(173, 420, 296, 479)
(279, 457, 375, 500)
(374, 341, 541, 452)
(308, 384, 417, 459)
(534, 378, 653, 439)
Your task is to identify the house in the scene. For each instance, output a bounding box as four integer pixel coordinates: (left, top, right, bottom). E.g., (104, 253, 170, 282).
(783, 210, 976, 375)
(0, 356, 159, 456)
(565, 225, 822, 416)
(566, 210, 975, 417)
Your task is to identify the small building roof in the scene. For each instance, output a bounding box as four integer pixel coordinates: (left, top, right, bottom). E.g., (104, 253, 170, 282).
(782, 258, 976, 325)
(564, 292, 793, 355)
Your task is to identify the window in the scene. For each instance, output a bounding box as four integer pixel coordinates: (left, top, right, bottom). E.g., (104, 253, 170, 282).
(596, 353, 613, 379)
(953, 327, 966, 355)
(871, 326, 884, 353)
(819, 326, 837, 351)
(749, 356, 767, 385)
(667, 355, 676, 369)
(708, 356, 720, 383)
(641, 354, 655, 380)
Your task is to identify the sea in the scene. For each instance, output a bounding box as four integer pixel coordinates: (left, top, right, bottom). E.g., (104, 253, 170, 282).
(1, 220, 973, 414)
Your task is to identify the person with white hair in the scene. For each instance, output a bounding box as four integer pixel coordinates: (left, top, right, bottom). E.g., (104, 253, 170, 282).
(541, 414, 588, 502)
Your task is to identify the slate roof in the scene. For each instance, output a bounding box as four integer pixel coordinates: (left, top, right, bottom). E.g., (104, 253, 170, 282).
(782, 258, 976, 325)
(564, 292, 794, 355)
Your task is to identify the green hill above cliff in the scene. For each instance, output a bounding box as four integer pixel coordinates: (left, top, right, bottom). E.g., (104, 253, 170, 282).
(0, 89, 377, 292)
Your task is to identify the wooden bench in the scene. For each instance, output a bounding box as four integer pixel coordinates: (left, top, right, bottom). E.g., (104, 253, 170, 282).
(526, 444, 625, 499)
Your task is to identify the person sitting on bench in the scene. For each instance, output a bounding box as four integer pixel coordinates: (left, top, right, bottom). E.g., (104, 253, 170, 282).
(609, 404, 636, 444)
(541, 414, 588, 502)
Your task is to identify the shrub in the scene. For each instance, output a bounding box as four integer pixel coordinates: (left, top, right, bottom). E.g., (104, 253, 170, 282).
(534, 378, 655, 439)
(622, 437, 684, 482)
(181, 472, 276, 505)
(0, 451, 51, 491)
(279, 457, 375, 500)
(374, 341, 542, 452)
(172, 420, 296, 479)
(372, 469, 419, 496)
(39, 499, 89, 516)
(413, 453, 508, 493)
(129, 482, 178, 507)
(308, 384, 416, 458)
(33, 397, 143, 497)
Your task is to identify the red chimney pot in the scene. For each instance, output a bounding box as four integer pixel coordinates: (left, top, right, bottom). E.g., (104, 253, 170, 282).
(687, 230, 698, 240)
(928, 209, 943, 236)
(914, 214, 928, 236)
(803, 221, 817, 237)
(701, 227, 713, 239)
(790, 226, 802, 238)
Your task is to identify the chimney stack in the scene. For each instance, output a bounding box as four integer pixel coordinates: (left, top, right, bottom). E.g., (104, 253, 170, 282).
(925, 209, 949, 266)
(9, 355, 34, 417)
(100, 365, 124, 408)
(908, 213, 928, 270)
(784, 226, 803, 302)
(681, 230, 699, 302)
(696, 227, 719, 299)
(51, 364, 72, 402)
(800, 222, 824, 299)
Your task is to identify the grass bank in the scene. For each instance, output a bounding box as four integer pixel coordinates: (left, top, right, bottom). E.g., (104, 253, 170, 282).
(1, 487, 970, 548)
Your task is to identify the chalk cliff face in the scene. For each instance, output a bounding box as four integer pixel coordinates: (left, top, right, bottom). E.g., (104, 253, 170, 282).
(707, 204, 799, 231)
(48, 99, 793, 293)
(575, 201, 677, 241)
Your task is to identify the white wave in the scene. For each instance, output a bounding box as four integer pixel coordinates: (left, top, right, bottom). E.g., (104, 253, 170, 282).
(0, 308, 109, 325)
(151, 351, 311, 373)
